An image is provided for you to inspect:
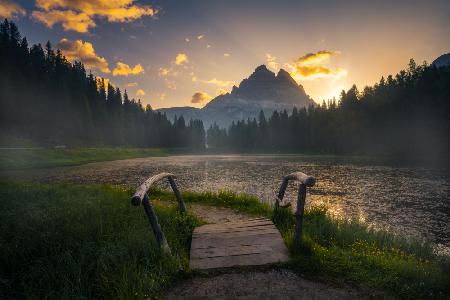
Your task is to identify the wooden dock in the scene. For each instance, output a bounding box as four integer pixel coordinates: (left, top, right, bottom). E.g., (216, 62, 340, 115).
(190, 218, 289, 270)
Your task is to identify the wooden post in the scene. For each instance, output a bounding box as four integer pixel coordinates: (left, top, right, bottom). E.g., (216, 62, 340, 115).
(168, 176, 187, 213)
(294, 183, 307, 245)
(276, 178, 289, 207)
(142, 194, 171, 255)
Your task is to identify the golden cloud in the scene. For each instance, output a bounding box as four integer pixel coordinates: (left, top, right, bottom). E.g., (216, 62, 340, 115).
(158, 67, 170, 77)
(57, 38, 110, 73)
(0, 0, 26, 19)
(157, 93, 165, 100)
(32, 0, 158, 33)
(216, 88, 227, 96)
(126, 82, 138, 87)
(175, 53, 188, 65)
(166, 81, 176, 90)
(223, 53, 230, 57)
(136, 89, 145, 96)
(191, 91, 212, 104)
(265, 53, 278, 71)
(202, 78, 234, 87)
(112, 62, 144, 76)
(287, 50, 347, 80)
(33, 10, 94, 33)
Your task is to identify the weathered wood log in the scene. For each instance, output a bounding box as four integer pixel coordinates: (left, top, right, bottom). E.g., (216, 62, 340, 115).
(142, 194, 171, 255)
(294, 183, 307, 245)
(284, 172, 315, 187)
(130, 172, 187, 255)
(275, 178, 289, 207)
(131, 172, 175, 206)
(275, 171, 316, 246)
(168, 176, 186, 213)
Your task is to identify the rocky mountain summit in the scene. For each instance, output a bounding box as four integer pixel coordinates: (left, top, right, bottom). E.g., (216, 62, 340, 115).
(158, 65, 314, 128)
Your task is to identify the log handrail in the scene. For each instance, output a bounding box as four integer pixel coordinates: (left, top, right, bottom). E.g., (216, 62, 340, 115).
(275, 172, 316, 245)
(131, 172, 186, 255)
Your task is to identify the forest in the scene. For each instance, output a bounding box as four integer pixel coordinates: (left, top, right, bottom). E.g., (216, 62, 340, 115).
(0, 20, 205, 150)
(208, 61, 450, 163)
(1, 19, 449, 163)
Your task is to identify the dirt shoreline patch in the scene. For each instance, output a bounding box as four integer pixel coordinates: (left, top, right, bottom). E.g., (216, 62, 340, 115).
(166, 269, 387, 299)
(167, 203, 388, 299)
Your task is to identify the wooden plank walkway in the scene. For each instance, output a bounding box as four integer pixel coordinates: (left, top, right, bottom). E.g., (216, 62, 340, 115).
(190, 218, 289, 270)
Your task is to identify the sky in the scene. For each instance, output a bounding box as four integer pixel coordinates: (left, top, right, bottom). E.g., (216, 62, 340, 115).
(1, 0, 449, 109)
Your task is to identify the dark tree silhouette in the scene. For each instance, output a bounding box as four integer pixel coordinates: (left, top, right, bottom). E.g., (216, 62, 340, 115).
(207, 59, 450, 163)
(0, 20, 205, 150)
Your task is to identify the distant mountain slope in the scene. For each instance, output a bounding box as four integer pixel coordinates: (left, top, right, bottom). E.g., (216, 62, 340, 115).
(158, 65, 314, 128)
(432, 53, 450, 68)
(157, 106, 201, 122)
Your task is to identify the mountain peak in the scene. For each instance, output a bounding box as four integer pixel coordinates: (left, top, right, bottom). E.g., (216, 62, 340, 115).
(276, 68, 298, 86)
(255, 64, 270, 72)
(249, 64, 275, 79)
(163, 63, 315, 127)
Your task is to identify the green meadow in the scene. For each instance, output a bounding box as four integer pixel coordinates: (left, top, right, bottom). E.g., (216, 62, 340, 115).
(0, 182, 449, 299)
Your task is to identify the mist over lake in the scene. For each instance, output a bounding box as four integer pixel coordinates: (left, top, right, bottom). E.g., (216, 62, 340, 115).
(3, 154, 448, 252)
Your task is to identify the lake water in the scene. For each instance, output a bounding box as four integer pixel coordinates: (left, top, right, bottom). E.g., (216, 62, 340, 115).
(2, 155, 449, 253)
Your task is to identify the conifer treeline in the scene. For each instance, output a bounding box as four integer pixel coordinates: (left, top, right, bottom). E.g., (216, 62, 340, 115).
(207, 60, 450, 161)
(0, 19, 205, 149)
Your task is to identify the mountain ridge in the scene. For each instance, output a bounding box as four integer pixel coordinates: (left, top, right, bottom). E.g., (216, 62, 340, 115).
(158, 64, 315, 128)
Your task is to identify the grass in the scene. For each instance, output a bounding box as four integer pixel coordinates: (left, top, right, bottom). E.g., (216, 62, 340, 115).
(1, 182, 449, 299)
(0, 182, 200, 299)
(0, 147, 168, 170)
(153, 189, 450, 299)
(149, 188, 273, 217)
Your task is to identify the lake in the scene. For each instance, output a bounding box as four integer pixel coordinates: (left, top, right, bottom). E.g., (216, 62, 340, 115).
(2, 154, 449, 253)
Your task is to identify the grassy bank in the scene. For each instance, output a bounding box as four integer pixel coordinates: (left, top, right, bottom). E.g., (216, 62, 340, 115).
(153, 189, 450, 299)
(0, 147, 168, 170)
(1, 183, 449, 299)
(0, 182, 199, 299)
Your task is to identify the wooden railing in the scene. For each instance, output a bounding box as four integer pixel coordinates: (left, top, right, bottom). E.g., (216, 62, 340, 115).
(275, 172, 316, 245)
(131, 172, 186, 255)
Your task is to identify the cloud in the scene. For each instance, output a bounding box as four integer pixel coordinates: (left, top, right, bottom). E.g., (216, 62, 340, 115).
(157, 93, 165, 100)
(197, 34, 204, 40)
(166, 81, 176, 90)
(266, 53, 278, 71)
(57, 38, 110, 73)
(202, 78, 234, 87)
(287, 50, 347, 80)
(223, 53, 230, 57)
(216, 88, 227, 96)
(33, 10, 94, 33)
(136, 89, 145, 96)
(126, 82, 138, 87)
(296, 50, 338, 65)
(32, 0, 158, 33)
(112, 62, 144, 76)
(191, 91, 212, 104)
(185, 38, 190, 42)
(158, 67, 171, 77)
(0, 0, 26, 19)
(175, 53, 188, 65)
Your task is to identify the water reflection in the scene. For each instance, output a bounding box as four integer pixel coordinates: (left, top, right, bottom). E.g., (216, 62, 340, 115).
(2, 154, 449, 252)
